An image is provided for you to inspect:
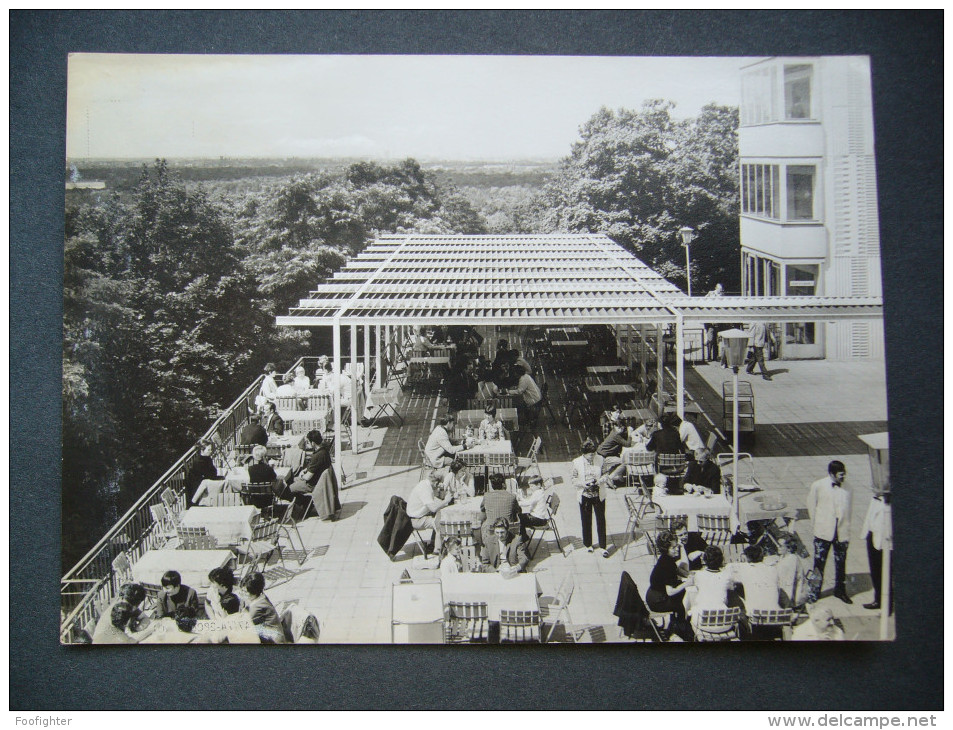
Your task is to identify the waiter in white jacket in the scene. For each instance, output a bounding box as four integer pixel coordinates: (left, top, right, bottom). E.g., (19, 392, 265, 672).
(807, 460, 852, 604)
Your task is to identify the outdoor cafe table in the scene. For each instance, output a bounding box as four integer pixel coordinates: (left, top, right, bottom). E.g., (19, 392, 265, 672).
(179, 505, 260, 545)
(737, 490, 797, 525)
(131, 548, 235, 596)
(455, 407, 518, 430)
(435, 496, 484, 547)
(587, 364, 629, 375)
(366, 386, 404, 427)
(653, 493, 731, 531)
(224, 465, 293, 492)
(441, 572, 541, 622)
(459, 439, 515, 485)
(586, 383, 638, 399)
(278, 408, 328, 425)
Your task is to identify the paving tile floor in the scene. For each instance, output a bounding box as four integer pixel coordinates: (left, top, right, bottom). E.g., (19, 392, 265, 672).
(262, 358, 894, 643)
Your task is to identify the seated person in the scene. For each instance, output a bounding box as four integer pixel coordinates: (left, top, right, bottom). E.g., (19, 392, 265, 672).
(283, 429, 332, 507)
(154, 570, 200, 619)
(490, 339, 515, 385)
(275, 371, 297, 398)
(479, 403, 507, 441)
(412, 325, 440, 352)
(733, 544, 781, 613)
(317, 361, 352, 406)
(516, 475, 553, 541)
(690, 546, 738, 630)
(672, 519, 708, 574)
(442, 458, 475, 500)
(476, 369, 502, 400)
(512, 349, 532, 377)
(186, 440, 220, 506)
(424, 415, 463, 469)
(92, 583, 150, 644)
(674, 413, 705, 453)
(646, 412, 682, 457)
(247, 444, 278, 486)
(789, 605, 845, 641)
(239, 415, 269, 448)
(292, 365, 312, 393)
(439, 536, 465, 577)
(140, 604, 207, 644)
(682, 448, 721, 494)
(255, 362, 279, 411)
(480, 518, 529, 572)
(261, 401, 285, 436)
(627, 419, 656, 449)
(239, 571, 286, 644)
(204, 566, 238, 620)
(446, 359, 478, 412)
(406, 471, 453, 536)
(646, 530, 690, 626)
(596, 421, 634, 488)
(776, 532, 810, 609)
(479, 473, 521, 546)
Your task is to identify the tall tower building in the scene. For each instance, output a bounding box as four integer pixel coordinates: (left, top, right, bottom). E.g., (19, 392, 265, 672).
(739, 56, 884, 360)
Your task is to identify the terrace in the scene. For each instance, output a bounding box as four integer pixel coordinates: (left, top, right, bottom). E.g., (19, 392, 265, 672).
(61, 234, 891, 644)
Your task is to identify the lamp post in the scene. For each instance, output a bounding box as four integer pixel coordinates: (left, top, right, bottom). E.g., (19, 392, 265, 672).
(679, 226, 697, 297)
(719, 329, 750, 522)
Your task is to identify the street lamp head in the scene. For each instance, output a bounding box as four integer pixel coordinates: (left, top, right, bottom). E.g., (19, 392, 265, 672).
(679, 226, 695, 246)
(719, 328, 750, 370)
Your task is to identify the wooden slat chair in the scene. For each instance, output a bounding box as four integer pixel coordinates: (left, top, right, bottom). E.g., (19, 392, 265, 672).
(622, 494, 655, 560)
(239, 482, 277, 517)
(439, 520, 476, 547)
(486, 452, 516, 479)
(111, 552, 133, 585)
(275, 501, 307, 564)
(307, 394, 332, 412)
(697, 514, 732, 547)
(514, 436, 542, 481)
(290, 418, 324, 436)
(234, 517, 285, 579)
(656, 452, 688, 479)
(233, 444, 256, 461)
(655, 514, 688, 538)
(160, 486, 185, 516)
(525, 493, 562, 559)
(176, 526, 218, 550)
(275, 397, 299, 412)
(499, 609, 542, 643)
(140, 582, 163, 612)
(445, 601, 489, 644)
(694, 607, 743, 642)
(747, 608, 795, 640)
(211, 493, 244, 507)
(624, 451, 656, 505)
(149, 504, 179, 545)
(541, 573, 576, 643)
(417, 439, 438, 481)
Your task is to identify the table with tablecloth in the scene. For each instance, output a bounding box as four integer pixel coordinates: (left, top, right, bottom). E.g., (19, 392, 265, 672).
(459, 439, 515, 487)
(737, 490, 796, 525)
(277, 409, 329, 431)
(131, 548, 235, 595)
(455, 408, 518, 431)
(653, 493, 731, 531)
(587, 365, 629, 375)
(441, 572, 540, 622)
(179, 505, 260, 545)
(223, 465, 292, 492)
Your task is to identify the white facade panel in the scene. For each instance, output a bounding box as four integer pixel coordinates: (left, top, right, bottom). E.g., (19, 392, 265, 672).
(740, 218, 828, 260)
(738, 123, 825, 158)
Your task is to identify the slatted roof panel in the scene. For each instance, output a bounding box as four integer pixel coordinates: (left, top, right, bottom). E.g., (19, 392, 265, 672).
(277, 234, 883, 326)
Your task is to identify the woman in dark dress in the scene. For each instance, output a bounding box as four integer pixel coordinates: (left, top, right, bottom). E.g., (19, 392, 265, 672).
(646, 530, 690, 623)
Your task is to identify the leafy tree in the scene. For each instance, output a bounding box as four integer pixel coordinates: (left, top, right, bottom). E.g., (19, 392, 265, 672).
(526, 101, 740, 293)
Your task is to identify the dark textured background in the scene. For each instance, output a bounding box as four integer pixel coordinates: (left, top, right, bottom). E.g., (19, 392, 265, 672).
(11, 10, 942, 711)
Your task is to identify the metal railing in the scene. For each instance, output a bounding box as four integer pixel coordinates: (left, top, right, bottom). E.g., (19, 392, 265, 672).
(59, 359, 319, 643)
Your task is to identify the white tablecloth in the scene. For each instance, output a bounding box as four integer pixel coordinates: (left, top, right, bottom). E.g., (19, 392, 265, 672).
(179, 505, 259, 545)
(130, 549, 234, 594)
(737, 490, 797, 524)
(441, 572, 540, 622)
(653, 494, 731, 531)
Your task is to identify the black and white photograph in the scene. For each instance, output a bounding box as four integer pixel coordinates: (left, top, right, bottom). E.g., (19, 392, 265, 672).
(60, 52, 895, 647)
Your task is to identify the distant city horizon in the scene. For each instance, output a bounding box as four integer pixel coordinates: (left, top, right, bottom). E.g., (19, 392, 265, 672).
(66, 54, 746, 160)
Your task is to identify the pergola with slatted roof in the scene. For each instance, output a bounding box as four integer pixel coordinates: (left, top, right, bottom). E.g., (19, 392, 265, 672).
(276, 233, 883, 467)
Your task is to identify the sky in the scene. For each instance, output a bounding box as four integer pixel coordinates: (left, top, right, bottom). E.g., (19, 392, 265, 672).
(66, 54, 747, 161)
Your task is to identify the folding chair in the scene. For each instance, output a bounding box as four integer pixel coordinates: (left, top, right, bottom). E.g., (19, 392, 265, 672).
(515, 436, 542, 481)
(439, 520, 476, 547)
(307, 394, 332, 412)
(234, 517, 285, 578)
(290, 418, 324, 436)
(417, 439, 437, 481)
(694, 607, 742, 641)
(176, 526, 218, 550)
(211, 492, 244, 507)
(239, 482, 278, 516)
(622, 494, 655, 560)
(541, 573, 576, 643)
(160, 486, 185, 516)
(275, 397, 299, 412)
(233, 444, 256, 462)
(445, 601, 489, 644)
(624, 450, 656, 490)
(747, 608, 795, 640)
(655, 513, 688, 535)
(111, 552, 132, 585)
(149, 504, 179, 544)
(275, 501, 307, 564)
(499, 609, 542, 643)
(140, 582, 163, 612)
(486, 452, 516, 479)
(657, 452, 688, 479)
(698, 513, 731, 542)
(525, 493, 562, 559)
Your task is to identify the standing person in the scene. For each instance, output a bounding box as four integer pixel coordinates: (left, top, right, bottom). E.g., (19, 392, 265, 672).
(256, 362, 280, 410)
(807, 460, 852, 604)
(571, 439, 612, 557)
(744, 322, 774, 380)
(861, 485, 892, 611)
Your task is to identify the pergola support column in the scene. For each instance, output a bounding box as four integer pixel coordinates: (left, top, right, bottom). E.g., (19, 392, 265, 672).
(331, 318, 342, 475)
(363, 325, 371, 399)
(351, 325, 360, 453)
(675, 313, 685, 419)
(375, 325, 383, 388)
(656, 324, 664, 400)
